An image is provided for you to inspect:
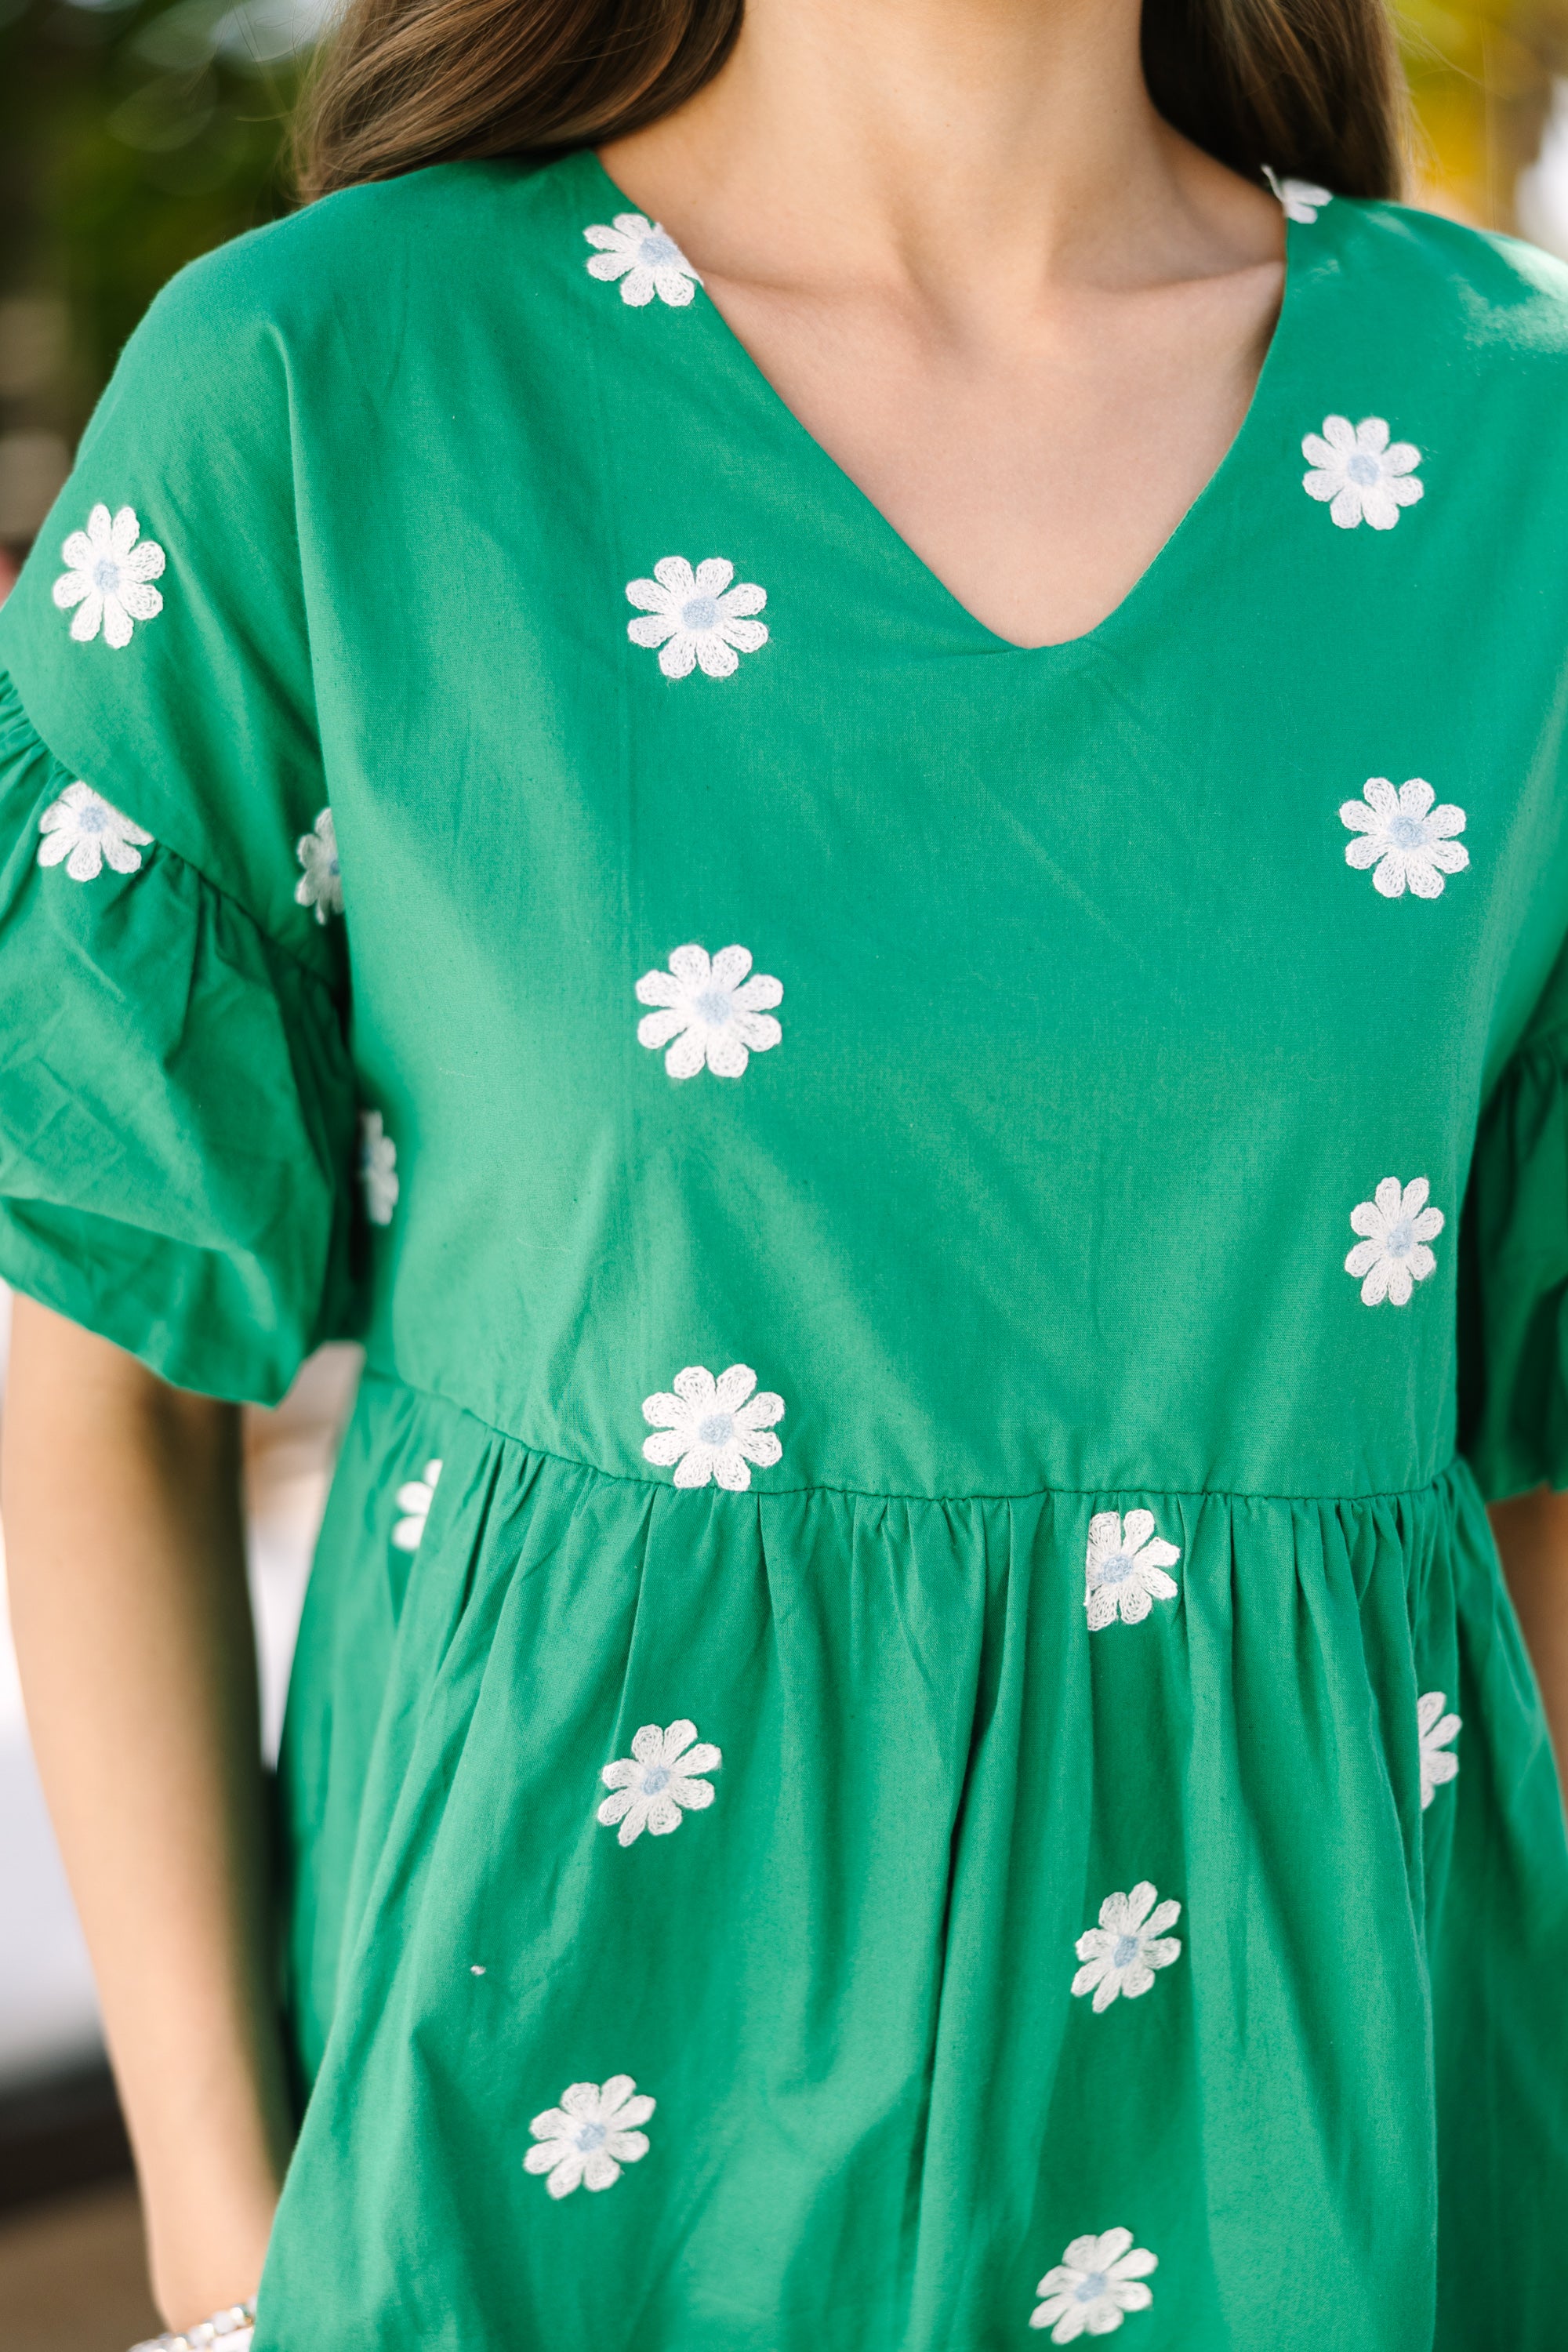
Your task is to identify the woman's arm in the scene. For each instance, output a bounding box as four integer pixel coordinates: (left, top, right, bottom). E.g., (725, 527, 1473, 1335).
(1490, 1485, 1568, 1785)
(1, 1293, 292, 2326)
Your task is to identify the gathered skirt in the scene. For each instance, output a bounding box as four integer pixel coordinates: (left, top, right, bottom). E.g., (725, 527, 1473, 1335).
(253, 1371, 1568, 2351)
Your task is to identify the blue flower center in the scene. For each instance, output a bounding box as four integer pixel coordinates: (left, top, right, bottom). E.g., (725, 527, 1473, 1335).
(78, 802, 107, 833)
(93, 557, 122, 593)
(574, 2121, 606, 2152)
(640, 232, 680, 268)
(1385, 1216, 1414, 1258)
(681, 594, 720, 631)
(1076, 2273, 1108, 2304)
(698, 1411, 735, 1448)
(1112, 1934, 1140, 1967)
(641, 1766, 670, 1795)
(1347, 452, 1381, 487)
(1101, 1549, 1135, 1584)
(695, 986, 733, 1027)
(1387, 814, 1425, 849)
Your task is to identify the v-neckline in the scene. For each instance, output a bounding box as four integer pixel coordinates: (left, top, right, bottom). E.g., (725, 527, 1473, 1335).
(583, 151, 1303, 662)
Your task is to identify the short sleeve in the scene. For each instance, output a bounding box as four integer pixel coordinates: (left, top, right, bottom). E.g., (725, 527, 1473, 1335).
(0, 675, 359, 1401)
(0, 231, 363, 1402)
(1459, 937, 1568, 1501)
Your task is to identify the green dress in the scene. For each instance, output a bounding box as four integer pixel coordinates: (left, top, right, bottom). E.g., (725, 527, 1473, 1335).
(2, 151, 1566, 2352)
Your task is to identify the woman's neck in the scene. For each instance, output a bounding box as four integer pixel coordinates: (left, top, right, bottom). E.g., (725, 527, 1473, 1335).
(600, 0, 1284, 648)
(603, 0, 1272, 316)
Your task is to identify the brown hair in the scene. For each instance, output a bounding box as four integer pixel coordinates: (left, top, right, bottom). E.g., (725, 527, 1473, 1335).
(293, 0, 1404, 208)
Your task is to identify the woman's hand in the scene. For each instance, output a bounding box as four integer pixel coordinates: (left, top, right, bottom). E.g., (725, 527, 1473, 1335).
(1490, 1484, 1568, 1790)
(2, 1294, 293, 2325)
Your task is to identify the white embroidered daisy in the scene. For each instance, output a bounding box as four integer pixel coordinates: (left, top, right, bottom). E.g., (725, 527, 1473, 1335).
(598, 1719, 721, 1846)
(37, 782, 151, 881)
(524, 2075, 655, 2198)
(1418, 1690, 1461, 1809)
(1264, 165, 1332, 223)
(1071, 1882, 1182, 2013)
(1031, 2229, 1157, 2341)
(295, 808, 343, 924)
(1345, 1177, 1443, 1307)
(1302, 416, 1423, 530)
(626, 557, 768, 680)
(1084, 1510, 1181, 1631)
(51, 503, 165, 647)
(584, 212, 700, 307)
(641, 1363, 785, 1490)
(1340, 777, 1468, 900)
(391, 1458, 442, 1552)
(635, 942, 783, 1079)
(359, 1109, 398, 1226)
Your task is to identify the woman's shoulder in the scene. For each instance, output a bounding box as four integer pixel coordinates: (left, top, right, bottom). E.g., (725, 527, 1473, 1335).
(1318, 192, 1568, 374)
(140, 156, 577, 365)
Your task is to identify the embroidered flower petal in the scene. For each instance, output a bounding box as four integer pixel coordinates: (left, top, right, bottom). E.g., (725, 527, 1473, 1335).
(52, 504, 166, 648)
(37, 782, 154, 884)
(635, 941, 784, 1077)
(1304, 415, 1423, 532)
(707, 942, 753, 990)
(718, 579, 767, 618)
(1418, 1690, 1461, 1808)
(117, 579, 164, 622)
(673, 1447, 718, 1489)
(119, 537, 167, 583)
(598, 1723, 720, 1842)
(626, 610, 677, 646)
(711, 1363, 757, 1412)
(636, 1007, 689, 1050)
(641, 1361, 786, 1487)
(659, 633, 699, 680)
(692, 556, 734, 597)
(626, 556, 768, 680)
(662, 1024, 710, 1074)
(732, 971, 784, 1012)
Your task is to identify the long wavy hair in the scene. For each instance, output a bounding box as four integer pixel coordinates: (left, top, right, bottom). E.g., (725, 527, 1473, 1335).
(292, 0, 1405, 207)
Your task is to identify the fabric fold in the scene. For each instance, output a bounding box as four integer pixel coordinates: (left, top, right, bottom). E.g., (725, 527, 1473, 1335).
(0, 670, 361, 1401)
(270, 1377, 1568, 2352)
(1460, 1017, 1568, 1499)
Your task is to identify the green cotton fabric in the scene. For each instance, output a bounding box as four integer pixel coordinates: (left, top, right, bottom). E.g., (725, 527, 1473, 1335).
(0, 152, 1566, 2350)
(0, 677, 358, 1395)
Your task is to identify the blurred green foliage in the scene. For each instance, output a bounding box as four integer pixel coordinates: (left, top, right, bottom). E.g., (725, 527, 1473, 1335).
(0, 0, 306, 472)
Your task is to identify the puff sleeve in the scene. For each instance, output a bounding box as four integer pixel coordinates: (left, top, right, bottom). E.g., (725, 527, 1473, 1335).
(0, 233, 362, 1402)
(1459, 938, 1568, 1500)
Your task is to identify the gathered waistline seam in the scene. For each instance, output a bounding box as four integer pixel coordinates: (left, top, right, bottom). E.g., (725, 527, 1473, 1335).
(358, 1367, 1466, 1511)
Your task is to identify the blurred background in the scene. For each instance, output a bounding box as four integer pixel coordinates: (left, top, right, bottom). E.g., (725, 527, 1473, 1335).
(4, 0, 1568, 2342)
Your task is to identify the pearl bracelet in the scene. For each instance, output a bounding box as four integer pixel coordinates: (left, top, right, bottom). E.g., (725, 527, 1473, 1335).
(130, 2299, 256, 2352)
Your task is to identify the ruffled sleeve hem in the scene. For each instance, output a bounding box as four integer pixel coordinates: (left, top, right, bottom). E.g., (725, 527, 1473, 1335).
(1459, 1020, 1568, 1501)
(0, 670, 361, 1404)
